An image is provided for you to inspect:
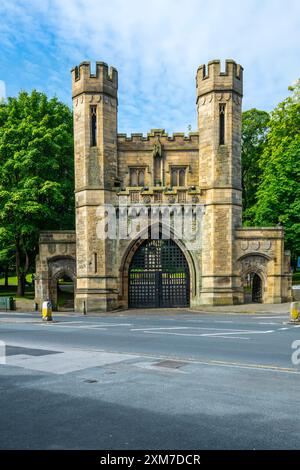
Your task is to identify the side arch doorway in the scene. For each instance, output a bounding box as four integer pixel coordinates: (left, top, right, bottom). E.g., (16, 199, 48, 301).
(128, 238, 190, 308)
(48, 257, 76, 311)
(243, 272, 263, 303)
(251, 273, 263, 303)
(56, 274, 74, 311)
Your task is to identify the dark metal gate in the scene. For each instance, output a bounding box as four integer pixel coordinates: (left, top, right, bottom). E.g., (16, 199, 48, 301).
(129, 239, 190, 308)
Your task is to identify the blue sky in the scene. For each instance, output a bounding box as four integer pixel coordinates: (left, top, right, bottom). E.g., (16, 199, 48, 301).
(0, 0, 299, 134)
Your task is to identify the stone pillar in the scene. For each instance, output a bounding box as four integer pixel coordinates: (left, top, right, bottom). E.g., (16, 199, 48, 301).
(71, 62, 119, 312)
(34, 255, 50, 309)
(196, 60, 244, 304)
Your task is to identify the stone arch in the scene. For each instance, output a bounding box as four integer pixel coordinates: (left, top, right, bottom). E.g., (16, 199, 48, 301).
(48, 256, 76, 309)
(119, 223, 197, 308)
(238, 254, 269, 303)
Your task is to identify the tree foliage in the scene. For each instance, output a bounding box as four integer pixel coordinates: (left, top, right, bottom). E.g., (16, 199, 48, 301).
(0, 90, 74, 295)
(241, 108, 269, 222)
(250, 81, 300, 263)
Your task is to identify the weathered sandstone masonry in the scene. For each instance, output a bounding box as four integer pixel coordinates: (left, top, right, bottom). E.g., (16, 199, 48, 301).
(35, 60, 292, 311)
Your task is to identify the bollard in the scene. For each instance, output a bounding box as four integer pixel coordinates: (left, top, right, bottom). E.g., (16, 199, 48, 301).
(290, 301, 300, 322)
(42, 300, 53, 322)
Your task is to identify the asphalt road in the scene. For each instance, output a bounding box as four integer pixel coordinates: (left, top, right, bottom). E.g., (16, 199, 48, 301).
(0, 309, 299, 449)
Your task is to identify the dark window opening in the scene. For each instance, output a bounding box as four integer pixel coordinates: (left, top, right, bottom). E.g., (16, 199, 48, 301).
(94, 253, 98, 274)
(219, 104, 225, 145)
(170, 167, 186, 187)
(179, 168, 185, 186)
(130, 168, 145, 187)
(171, 169, 177, 187)
(91, 105, 97, 147)
(154, 156, 162, 186)
(138, 170, 144, 186)
(130, 169, 138, 187)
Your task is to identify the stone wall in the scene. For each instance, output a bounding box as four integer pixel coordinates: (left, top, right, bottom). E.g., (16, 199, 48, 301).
(117, 129, 199, 189)
(235, 227, 292, 303)
(35, 231, 76, 309)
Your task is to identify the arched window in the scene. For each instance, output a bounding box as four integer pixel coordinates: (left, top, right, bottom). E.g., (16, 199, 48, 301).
(154, 156, 162, 186)
(138, 170, 144, 187)
(94, 253, 98, 274)
(179, 168, 185, 186)
(219, 104, 225, 145)
(170, 167, 186, 187)
(171, 169, 177, 187)
(130, 169, 138, 187)
(90, 105, 97, 146)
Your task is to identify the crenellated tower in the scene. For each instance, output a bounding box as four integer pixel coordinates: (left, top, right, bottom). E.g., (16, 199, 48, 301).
(196, 60, 244, 304)
(71, 61, 119, 312)
(35, 58, 291, 312)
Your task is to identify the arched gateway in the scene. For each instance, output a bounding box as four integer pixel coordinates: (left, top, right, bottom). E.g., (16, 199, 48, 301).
(128, 238, 190, 308)
(35, 60, 292, 313)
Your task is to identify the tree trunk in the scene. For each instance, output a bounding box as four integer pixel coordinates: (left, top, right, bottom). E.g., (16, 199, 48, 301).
(17, 274, 25, 297)
(4, 266, 9, 288)
(15, 239, 25, 297)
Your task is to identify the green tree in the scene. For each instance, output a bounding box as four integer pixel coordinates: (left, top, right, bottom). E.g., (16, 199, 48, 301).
(0, 241, 15, 287)
(241, 108, 269, 223)
(0, 90, 74, 296)
(251, 80, 300, 265)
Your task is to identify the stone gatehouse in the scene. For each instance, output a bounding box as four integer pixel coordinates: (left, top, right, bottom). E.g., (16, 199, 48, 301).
(35, 59, 292, 312)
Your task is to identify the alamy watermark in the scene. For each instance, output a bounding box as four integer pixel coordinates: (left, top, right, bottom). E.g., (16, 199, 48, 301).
(0, 340, 6, 365)
(94, 200, 205, 251)
(291, 340, 300, 365)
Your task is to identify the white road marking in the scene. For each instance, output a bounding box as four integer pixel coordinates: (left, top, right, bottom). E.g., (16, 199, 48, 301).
(207, 336, 250, 340)
(50, 321, 85, 325)
(214, 320, 234, 323)
(131, 327, 190, 331)
(131, 326, 257, 332)
(77, 326, 108, 330)
(39, 322, 132, 330)
(131, 327, 274, 338)
(142, 329, 273, 338)
(256, 316, 288, 319)
(87, 323, 132, 327)
(201, 330, 274, 336)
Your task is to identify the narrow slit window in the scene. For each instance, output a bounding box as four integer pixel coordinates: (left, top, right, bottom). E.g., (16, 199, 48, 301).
(154, 156, 161, 186)
(219, 104, 225, 145)
(90, 105, 97, 146)
(94, 252, 98, 274)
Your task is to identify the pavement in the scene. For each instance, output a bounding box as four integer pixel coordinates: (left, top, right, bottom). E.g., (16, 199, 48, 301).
(0, 308, 299, 449)
(14, 299, 292, 313)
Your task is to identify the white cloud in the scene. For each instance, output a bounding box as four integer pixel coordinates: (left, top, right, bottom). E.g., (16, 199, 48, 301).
(1, 0, 300, 132)
(0, 81, 6, 101)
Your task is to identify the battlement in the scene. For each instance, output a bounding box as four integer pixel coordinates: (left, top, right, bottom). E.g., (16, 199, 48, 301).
(71, 61, 118, 99)
(117, 129, 199, 143)
(196, 59, 243, 100)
